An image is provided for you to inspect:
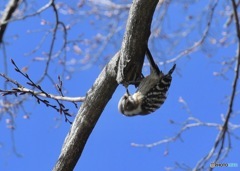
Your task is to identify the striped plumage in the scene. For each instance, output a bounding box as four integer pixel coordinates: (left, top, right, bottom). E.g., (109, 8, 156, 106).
(139, 65, 175, 114)
(118, 48, 176, 116)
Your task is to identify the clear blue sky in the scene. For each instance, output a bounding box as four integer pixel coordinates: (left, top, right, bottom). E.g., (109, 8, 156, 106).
(0, 1, 240, 171)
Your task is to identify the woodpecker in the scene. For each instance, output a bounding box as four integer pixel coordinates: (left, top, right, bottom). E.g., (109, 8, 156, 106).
(118, 48, 176, 116)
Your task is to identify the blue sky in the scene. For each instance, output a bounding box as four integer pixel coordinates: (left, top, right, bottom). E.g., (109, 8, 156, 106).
(0, 0, 240, 171)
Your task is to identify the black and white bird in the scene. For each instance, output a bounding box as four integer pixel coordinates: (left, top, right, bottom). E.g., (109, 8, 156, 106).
(118, 48, 176, 116)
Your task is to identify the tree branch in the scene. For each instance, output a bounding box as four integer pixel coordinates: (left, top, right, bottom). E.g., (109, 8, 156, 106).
(53, 0, 159, 170)
(0, 86, 85, 102)
(0, 0, 20, 43)
(131, 117, 222, 148)
(163, 0, 218, 65)
(117, 0, 159, 86)
(52, 51, 119, 171)
(193, 0, 240, 170)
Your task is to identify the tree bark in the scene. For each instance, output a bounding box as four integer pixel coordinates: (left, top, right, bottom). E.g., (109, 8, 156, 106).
(117, 0, 159, 85)
(53, 51, 120, 171)
(0, 0, 20, 43)
(53, 0, 158, 170)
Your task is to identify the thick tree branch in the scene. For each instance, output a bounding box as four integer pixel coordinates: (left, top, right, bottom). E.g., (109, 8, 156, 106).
(117, 0, 159, 86)
(0, 0, 20, 43)
(53, 51, 119, 171)
(53, 0, 159, 170)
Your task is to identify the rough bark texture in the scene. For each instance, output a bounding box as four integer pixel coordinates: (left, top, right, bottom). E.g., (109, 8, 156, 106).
(53, 52, 120, 171)
(0, 0, 20, 43)
(53, 0, 158, 170)
(117, 0, 159, 86)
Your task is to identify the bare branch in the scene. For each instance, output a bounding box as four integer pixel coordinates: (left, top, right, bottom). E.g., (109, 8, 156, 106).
(193, 0, 240, 169)
(131, 92, 240, 170)
(53, 0, 159, 170)
(1, 0, 53, 24)
(53, 51, 120, 171)
(0, 86, 85, 102)
(131, 117, 221, 148)
(37, 0, 68, 83)
(0, 0, 20, 43)
(117, 0, 159, 86)
(0, 59, 83, 123)
(162, 0, 219, 65)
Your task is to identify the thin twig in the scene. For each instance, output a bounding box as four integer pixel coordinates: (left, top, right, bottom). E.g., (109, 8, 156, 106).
(0, 59, 85, 123)
(36, 0, 68, 84)
(194, 0, 240, 170)
(1, 0, 53, 24)
(131, 117, 221, 148)
(160, 0, 218, 65)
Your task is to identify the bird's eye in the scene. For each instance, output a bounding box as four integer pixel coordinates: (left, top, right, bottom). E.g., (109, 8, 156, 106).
(123, 95, 128, 100)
